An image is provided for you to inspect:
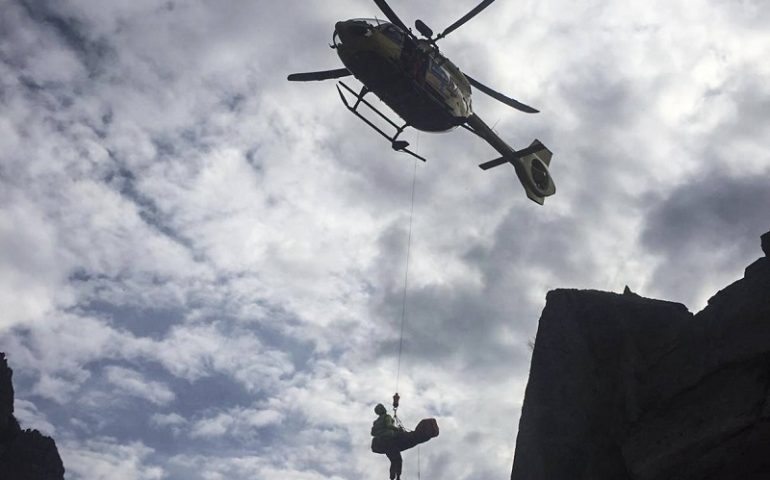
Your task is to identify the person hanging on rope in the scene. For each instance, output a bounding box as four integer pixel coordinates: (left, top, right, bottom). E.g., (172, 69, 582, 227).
(371, 396, 440, 480)
(371, 403, 404, 480)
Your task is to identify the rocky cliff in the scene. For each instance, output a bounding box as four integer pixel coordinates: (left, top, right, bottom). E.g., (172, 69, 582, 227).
(512, 231, 770, 480)
(0, 353, 65, 480)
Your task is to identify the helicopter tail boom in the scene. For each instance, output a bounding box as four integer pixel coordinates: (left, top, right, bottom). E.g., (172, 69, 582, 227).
(466, 114, 555, 205)
(480, 140, 555, 205)
(478, 141, 551, 170)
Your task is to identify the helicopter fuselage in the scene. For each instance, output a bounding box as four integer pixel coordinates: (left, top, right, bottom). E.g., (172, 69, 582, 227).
(288, 1, 556, 205)
(333, 19, 472, 132)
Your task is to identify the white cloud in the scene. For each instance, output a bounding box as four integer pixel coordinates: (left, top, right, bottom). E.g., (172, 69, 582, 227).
(151, 412, 187, 428)
(167, 453, 349, 480)
(0, 199, 74, 330)
(104, 366, 175, 405)
(14, 398, 57, 436)
(189, 407, 284, 439)
(129, 323, 296, 393)
(60, 438, 165, 480)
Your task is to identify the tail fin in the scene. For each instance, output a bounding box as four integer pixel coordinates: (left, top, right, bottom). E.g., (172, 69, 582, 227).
(479, 139, 556, 205)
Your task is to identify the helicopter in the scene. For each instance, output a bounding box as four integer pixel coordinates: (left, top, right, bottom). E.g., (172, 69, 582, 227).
(288, 0, 555, 204)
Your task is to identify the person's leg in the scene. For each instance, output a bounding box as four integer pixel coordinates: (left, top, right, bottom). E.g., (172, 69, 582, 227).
(393, 452, 402, 480)
(386, 452, 399, 480)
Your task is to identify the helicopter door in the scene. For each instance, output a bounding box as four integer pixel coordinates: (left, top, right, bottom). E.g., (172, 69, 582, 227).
(425, 57, 451, 97)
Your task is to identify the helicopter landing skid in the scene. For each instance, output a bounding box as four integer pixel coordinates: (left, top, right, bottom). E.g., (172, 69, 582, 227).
(336, 81, 427, 162)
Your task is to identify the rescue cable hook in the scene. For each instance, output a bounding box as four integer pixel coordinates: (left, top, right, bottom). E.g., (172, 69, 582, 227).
(393, 392, 404, 429)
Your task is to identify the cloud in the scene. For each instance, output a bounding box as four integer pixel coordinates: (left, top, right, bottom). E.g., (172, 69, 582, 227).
(134, 323, 296, 393)
(165, 453, 349, 480)
(189, 407, 284, 439)
(150, 412, 187, 428)
(60, 438, 165, 480)
(641, 169, 770, 307)
(104, 366, 175, 405)
(0, 199, 72, 330)
(14, 398, 57, 436)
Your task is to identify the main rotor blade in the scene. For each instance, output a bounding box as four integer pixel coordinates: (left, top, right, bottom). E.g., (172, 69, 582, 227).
(465, 74, 539, 114)
(437, 0, 496, 40)
(287, 68, 352, 82)
(372, 0, 411, 34)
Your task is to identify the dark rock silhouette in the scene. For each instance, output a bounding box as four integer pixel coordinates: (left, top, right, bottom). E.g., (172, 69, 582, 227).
(0, 353, 65, 480)
(512, 230, 770, 480)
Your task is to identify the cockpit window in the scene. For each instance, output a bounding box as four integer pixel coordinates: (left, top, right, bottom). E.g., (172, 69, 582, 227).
(351, 18, 387, 27)
(378, 24, 404, 45)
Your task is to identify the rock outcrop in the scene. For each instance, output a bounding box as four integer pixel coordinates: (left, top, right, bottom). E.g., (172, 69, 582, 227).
(512, 231, 770, 480)
(0, 353, 65, 480)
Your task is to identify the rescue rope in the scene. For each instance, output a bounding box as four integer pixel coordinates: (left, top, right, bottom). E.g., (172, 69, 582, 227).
(393, 134, 422, 480)
(395, 156, 418, 395)
(417, 446, 421, 480)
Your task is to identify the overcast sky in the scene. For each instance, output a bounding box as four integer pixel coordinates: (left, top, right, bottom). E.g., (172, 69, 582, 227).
(1, 0, 769, 479)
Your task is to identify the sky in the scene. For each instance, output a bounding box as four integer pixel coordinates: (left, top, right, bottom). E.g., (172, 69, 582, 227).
(0, 0, 769, 479)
